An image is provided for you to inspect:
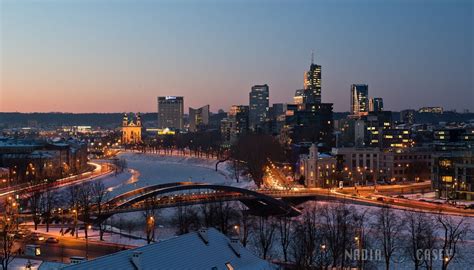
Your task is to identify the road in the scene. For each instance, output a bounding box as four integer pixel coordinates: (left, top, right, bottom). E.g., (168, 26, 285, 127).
(15, 231, 132, 263)
(0, 162, 113, 199)
(263, 185, 474, 217)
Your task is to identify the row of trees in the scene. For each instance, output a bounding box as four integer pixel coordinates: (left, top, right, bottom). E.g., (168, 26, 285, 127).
(161, 201, 470, 270)
(135, 131, 227, 159)
(133, 132, 290, 187)
(27, 180, 109, 240)
(229, 134, 287, 186)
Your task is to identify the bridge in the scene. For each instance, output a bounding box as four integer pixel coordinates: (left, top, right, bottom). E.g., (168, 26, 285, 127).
(88, 180, 474, 224)
(92, 182, 302, 223)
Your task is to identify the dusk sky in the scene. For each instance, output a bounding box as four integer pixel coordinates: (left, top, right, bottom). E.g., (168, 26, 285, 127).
(1, 0, 472, 113)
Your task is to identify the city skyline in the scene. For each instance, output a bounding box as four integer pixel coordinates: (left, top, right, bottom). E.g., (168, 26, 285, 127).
(1, 0, 472, 113)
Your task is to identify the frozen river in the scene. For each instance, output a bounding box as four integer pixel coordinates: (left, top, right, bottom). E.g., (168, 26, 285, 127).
(98, 152, 251, 199)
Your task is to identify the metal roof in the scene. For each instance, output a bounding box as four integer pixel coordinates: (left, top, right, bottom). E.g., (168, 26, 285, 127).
(62, 228, 276, 270)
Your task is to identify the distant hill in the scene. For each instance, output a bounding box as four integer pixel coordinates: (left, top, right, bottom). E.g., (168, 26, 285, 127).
(0, 112, 157, 128)
(1, 111, 473, 129)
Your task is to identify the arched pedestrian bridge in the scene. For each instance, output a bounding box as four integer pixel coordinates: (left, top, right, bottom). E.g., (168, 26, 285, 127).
(94, 182, 301, 222)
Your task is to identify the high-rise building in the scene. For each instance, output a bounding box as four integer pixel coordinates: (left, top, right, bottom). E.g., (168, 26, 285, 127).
(350, 84, 369, 117)
(228, 105, 249, 142)
(286, 103, 334, 151)
(369, 97, 384, 112)
(157, 96, 184, 130)
(303, 54, 322, 104)
(189, 105, 210, 132)
(249, 84, 269, 130)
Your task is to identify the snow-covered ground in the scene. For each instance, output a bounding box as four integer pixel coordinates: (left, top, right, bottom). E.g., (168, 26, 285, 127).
(42, 152, 474, 269)
(403, 192, 474, 207)
(48, 152, 254, 252)
(24, 223, 148, 247)
(285, 200, 474, 270)
(100, 152, 254, 199)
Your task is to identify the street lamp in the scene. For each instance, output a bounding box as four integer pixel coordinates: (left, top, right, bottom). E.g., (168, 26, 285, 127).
(86, 224, 92, 259)
(72, 209, 78, 239)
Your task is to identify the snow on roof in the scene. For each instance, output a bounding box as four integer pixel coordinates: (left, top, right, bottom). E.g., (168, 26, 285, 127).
(62, 228, 276, 270)
(318, 153, 332, 158)
(39, 261, 68, 270)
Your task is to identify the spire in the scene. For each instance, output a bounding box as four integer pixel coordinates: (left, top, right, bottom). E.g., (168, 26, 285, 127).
(311, 50, 314, 65)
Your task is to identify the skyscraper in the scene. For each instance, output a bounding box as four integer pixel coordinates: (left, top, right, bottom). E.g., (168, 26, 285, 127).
(157, 96, 184, 130)
(228, 105, 249, 142)
(249, 84, 269, 130)
(350, 84, 369, 117)
(303, 53, 322, 104)
(369, 97, 384, 112)
(189, 105, 210, 132)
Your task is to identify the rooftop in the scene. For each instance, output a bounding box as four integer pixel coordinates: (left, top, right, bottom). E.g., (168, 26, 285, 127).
(61, 228, 276, 270)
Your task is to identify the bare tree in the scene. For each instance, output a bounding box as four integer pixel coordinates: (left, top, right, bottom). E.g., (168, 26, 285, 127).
(230, 160, 243, 183)
(320, 202, 353, 268)
(253, 216, 276, 260)
(200, 203, 218, 228)
(29, 191, 42, 230)
(372, 206, 403, 270)
(276, 216, 292, 262)
(436, 214, 469, 270)
(237, 205, 253, 247)
(403, 211, 437, 270)
(230, 134, 286, 187)
(290, 206, 322, 269)
(0, 206, 16, 270)
(77, 183, 93, 240)
(91, 181, 108, 241)
(67, 185, 81, 237)
(172, 205, 199, 235)
(422, 216, 438, 270)
(142, 196, 158, 244)
(352, 208, 371, 270)
(40, 190, 56, 232)
(215, 202, 240, 235)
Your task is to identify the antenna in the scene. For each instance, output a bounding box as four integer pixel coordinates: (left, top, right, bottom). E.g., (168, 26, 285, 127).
(311, 50, 314, 65)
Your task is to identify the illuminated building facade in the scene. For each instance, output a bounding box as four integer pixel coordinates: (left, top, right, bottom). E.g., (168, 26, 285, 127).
(121, 113, 142, 144)
(158, 96, 184, 130)
(249, 84, 269, 131)
(293, 89, 305, 105)
(432, 151, 474, 200)
(303, 57, 322, 104)
(419, 106, 443, 114)
(350, 84, 369, 117)
(228, 105, 249, 142)
(298, 144, 337, 188)
(189, 105, 210, 132)
(369, 97, 384, 112)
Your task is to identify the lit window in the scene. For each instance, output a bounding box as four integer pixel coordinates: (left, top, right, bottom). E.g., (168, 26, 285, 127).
(442, 176, 453, 183)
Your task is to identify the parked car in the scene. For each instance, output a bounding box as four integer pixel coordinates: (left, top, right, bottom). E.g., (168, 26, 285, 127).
(45, 237, 59, 244)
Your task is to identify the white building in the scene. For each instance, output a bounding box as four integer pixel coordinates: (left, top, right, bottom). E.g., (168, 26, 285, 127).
(299, 144, 337, 188)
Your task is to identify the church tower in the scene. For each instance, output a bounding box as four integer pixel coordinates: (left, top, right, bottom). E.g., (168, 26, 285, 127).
(122, 113, 129, 127)
(136, 112, 142, 127)
(121, 113, 142, 145)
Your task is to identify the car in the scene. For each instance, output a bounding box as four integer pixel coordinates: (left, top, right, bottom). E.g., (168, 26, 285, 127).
(31, 233, 45, 241)
(45, 237, 59, 244)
